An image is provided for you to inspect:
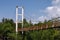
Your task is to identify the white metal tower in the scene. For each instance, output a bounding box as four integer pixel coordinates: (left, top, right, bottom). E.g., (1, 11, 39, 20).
(16, 6, 24, 35)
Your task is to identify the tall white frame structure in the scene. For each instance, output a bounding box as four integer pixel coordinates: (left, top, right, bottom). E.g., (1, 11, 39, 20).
(16, 6, 24, 35)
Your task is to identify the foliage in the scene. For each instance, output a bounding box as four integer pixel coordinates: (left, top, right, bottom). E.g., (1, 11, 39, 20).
(23, 18, 30, 28)
(0, 17, 60, 40)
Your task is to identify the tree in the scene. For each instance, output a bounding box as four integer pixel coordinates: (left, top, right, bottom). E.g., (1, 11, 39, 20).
(29, 20, 33, 27)
(54, 30, 60, 40)
(38, 21, 42, 27)
(23, 18, 29, 28)
(1, 18, 15, 40)
(47, 20, 52, 28)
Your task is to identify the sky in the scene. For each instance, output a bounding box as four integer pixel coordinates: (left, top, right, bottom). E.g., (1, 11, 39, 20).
(0, 0, 60, 23)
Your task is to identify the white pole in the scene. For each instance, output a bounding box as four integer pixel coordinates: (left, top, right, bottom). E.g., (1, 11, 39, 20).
(16, 6, 18, 34)
(22, 7, 24, 35)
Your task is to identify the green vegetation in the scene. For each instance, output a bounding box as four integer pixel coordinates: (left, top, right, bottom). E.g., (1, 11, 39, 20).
(0, 17, 60, 40)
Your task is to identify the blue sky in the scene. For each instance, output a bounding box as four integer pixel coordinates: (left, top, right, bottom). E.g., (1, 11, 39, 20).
(0, 0, 60, 23)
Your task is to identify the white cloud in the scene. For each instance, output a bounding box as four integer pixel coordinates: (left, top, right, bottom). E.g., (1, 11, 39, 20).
(38, 0, 60, 23)
(47, 7, 54, 10)
(38, 16, 48, 22)
(45, 0, 60, 18)
(52, 0, 60, 4)
(46, 6, 60, 17)
(32, 0, 60, 23)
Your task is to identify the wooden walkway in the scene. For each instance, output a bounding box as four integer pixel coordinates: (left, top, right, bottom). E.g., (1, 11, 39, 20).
(18, 21, 60, 31)
(18, 25, 60, 31)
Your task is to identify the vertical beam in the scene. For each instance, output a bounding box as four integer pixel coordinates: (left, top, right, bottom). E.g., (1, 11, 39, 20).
(16, 6, 18, 34)
(22, 7, 24, 35)
(52, 21, 54, 27)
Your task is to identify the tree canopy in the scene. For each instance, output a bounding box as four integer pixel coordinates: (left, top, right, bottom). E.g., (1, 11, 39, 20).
(0, 17, 60, 40)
